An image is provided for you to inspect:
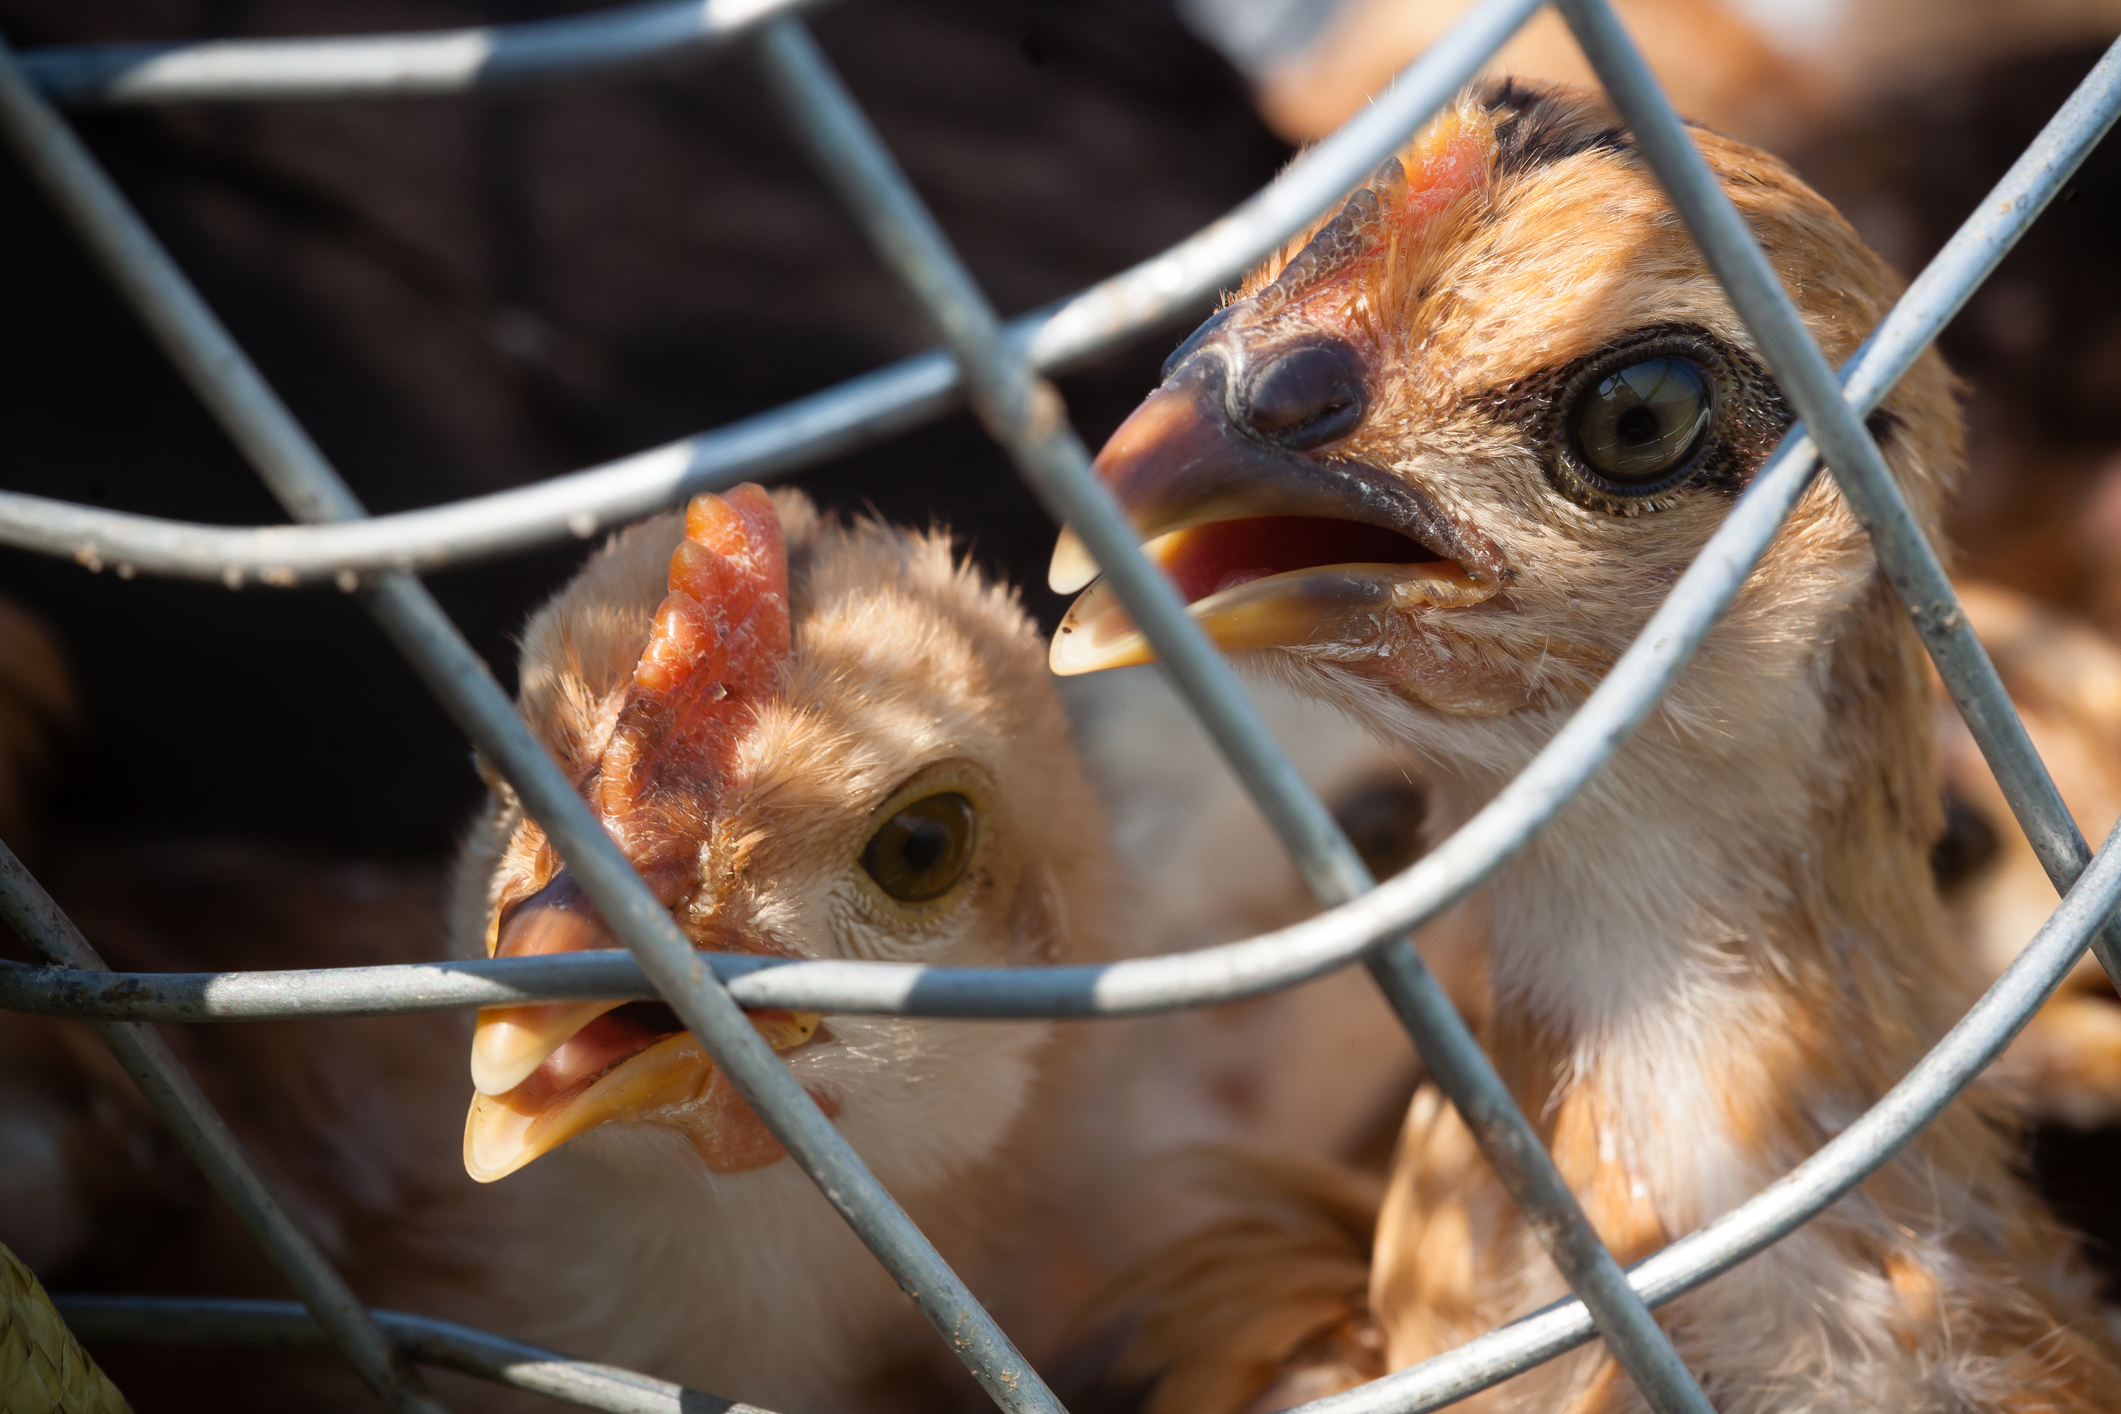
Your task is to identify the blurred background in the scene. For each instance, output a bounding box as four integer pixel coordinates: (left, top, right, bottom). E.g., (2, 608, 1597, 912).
(4, 0, 2121, 1300)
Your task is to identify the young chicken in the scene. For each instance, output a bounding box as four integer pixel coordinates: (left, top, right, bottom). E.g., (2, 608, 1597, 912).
(2, 486, 1117, 1412)
(1051, 81, 2121, 1411)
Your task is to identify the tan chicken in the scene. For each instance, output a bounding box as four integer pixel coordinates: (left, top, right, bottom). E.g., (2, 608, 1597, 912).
(1051, 82, 2121, 1411)
(2, 487, 1121, 1412)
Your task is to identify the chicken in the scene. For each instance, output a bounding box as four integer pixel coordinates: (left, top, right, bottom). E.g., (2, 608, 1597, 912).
(1935, 581, 2121, 1130)
(1050, 82, 2121, 1410)
(1060, 666, 1477, 1277)
(441, 483, 1120, 1412)
(2, 486, 1123, 1412)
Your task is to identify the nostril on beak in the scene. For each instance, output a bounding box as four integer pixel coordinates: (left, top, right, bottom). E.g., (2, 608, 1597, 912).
(1239, 339, 1367, 451)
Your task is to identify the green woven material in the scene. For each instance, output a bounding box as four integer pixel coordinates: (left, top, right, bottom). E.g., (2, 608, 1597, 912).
(0, 1243, 130, 1414)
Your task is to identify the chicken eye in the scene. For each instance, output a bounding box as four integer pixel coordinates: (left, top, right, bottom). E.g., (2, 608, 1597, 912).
(860, 792, 977, 903)
(1332, 779, 1428, 881)
(1570, 356, 1713, 486)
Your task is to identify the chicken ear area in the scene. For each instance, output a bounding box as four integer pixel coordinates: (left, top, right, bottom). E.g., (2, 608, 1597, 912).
(596, 484, 792, 827)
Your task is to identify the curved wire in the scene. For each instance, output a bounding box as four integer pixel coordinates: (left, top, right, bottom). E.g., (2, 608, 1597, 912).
(15, 0, 826, 106)
(54, 1295, 766, 1414)
(0, 0, 1544, 588)
(3, 70, 2103, 1023)
(5, 2, 2119, 1409)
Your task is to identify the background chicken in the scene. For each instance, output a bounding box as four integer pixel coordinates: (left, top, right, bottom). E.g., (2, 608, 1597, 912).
(1055, 84, 2121, 1410)
(1060, 666, 1484, 1285)
(1934, 583, 2121, 1130)
(4, 487, 1131, 1411)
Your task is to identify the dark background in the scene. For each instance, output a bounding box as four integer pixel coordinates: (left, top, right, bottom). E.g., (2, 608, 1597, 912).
(0, 0, 1287, 856)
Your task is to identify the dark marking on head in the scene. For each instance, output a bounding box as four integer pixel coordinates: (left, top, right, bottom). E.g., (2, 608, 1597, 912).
(1931, 790, 1999, 890)
(1482, 78, 1636, 179)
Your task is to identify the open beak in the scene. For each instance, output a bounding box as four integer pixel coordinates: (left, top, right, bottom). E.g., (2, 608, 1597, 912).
(1049, 349, 1499, 676)
(464, 870, 821, 1182)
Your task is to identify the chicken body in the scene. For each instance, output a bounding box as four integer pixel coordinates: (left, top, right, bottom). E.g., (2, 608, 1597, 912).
(1057, 82, 2121, 1412)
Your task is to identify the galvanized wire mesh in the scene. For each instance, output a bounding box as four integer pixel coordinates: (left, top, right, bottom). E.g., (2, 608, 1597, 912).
(1, 3, 2119, 1412)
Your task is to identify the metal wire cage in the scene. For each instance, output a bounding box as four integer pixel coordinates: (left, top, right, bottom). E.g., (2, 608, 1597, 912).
(2, 3, 2120, 1412)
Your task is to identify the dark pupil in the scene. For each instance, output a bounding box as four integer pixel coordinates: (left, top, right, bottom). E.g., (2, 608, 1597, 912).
(1572, 356, 1712, 486)
(861, 792, 976, 903)
(1615, 404, 1661, 447)
(898, 818, 948, 875)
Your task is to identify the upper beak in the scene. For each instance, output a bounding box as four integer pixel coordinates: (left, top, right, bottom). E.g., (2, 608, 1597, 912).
(1048, 348, 1497, 676)
(463, 868, 820, 1183)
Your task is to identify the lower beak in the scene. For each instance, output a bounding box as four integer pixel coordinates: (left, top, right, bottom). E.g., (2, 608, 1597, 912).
(464, 1009, 819, 1183)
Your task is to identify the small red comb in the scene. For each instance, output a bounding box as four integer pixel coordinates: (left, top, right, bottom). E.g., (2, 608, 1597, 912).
(1259, 105, 1495, 313)
(596, 484, 790, 829)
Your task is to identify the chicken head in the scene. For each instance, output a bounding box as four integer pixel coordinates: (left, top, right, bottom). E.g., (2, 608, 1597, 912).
(459, 487, 1106, 1189)
(1051, 81, 1956, 774)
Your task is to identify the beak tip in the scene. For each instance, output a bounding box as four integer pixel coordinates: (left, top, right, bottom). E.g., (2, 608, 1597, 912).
(463, 1096, 536, 1184)
(1047, 528, 1099, 595)
(1048, 589, 1159, 677)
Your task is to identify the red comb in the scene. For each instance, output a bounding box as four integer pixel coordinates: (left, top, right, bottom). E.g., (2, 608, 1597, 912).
(1259, 106, 1495, 313)
(1389, 105, 1493, 234)
(595, 484, 790, 831)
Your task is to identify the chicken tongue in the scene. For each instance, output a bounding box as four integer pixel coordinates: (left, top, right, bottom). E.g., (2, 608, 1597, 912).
(1051, 559, 1490, 675)
(464, 1010, 820, 1183)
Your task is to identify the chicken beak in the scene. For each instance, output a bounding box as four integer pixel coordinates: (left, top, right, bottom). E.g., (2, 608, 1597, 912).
(1047, 354, 1494, 674)
(472, 888, 624, 1096)
(465, 868, 821, 1182)
(1049, 359, 1277, 596)
(464, 1011, 820, 1183)
(1052, 556, 1489, 675)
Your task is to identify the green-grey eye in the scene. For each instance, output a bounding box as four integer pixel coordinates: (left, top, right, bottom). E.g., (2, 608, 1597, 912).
(861, 793, 977, 902)
(1570, 357, 1713, 485)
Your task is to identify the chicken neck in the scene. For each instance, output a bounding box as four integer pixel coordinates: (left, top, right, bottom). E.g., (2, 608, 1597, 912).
(1369, 579, 2121, 1411)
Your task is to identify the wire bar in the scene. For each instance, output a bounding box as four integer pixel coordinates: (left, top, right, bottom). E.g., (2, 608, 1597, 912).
(14, 24, 2121, 1032)
(0, 844, 446, 1414)
(751, 17, 1713, 1414)
(0, 31, 1060, 1414)
(55, 1296, 765, 1414)
(0, 0, 1543, 588)
(16, 0, 824, 106)
(1557, 0, 2121, 987)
